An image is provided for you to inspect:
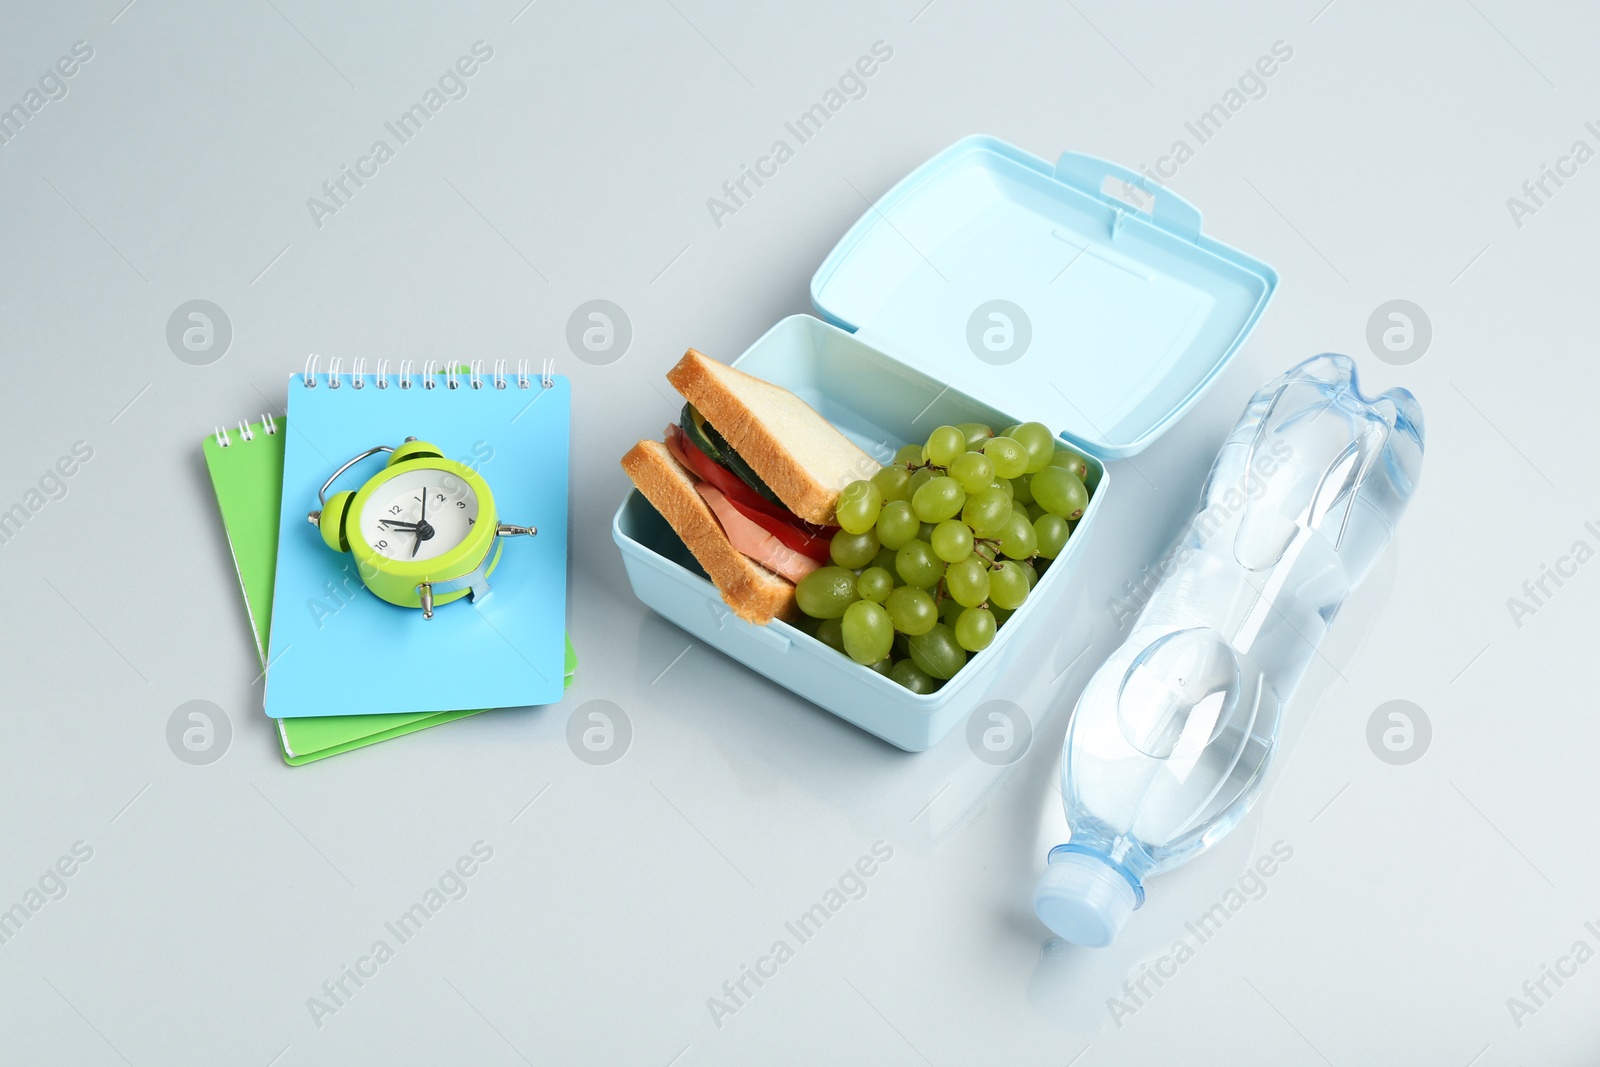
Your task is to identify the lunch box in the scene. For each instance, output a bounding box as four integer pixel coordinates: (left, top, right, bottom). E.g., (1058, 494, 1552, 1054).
(613, 135, 1277, 751)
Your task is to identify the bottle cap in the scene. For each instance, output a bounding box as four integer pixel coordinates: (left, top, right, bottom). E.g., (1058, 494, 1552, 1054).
(1033, 850, 1138, 947)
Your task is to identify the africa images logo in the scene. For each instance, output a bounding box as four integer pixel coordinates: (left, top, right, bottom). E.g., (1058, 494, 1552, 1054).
(704, 41, 894, 228)
(305, 41, 495, 229)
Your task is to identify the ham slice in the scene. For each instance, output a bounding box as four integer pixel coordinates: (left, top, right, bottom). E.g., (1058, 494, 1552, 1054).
(693, 482, 821, 585)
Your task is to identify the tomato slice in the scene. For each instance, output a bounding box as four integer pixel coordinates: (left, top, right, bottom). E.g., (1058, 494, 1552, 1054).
(666, 424, 837, 535)
(723, 494, 833, 562)
(667, 425, 783, 519)
(664, 425, 837, 562)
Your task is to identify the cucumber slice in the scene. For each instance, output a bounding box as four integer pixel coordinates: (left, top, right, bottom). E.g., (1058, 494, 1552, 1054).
(680, 403, 724, 463)
(680, 403, 783, 504)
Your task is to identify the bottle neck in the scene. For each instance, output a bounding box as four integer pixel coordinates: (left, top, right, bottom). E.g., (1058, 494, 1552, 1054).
(1046, 842, 1145, 908)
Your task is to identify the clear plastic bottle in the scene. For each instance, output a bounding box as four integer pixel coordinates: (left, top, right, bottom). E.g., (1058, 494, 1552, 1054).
(1034, 354, 1424, 946)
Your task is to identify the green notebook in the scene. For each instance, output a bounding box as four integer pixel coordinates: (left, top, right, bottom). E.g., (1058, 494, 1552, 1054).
(202, 415, 574, 764)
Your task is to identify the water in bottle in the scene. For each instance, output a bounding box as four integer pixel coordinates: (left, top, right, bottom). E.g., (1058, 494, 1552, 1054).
(1034, 353, 1424, 946)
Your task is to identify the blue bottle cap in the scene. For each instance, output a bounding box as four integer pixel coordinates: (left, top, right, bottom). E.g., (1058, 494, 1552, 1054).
(1033, 850, 1139, 948)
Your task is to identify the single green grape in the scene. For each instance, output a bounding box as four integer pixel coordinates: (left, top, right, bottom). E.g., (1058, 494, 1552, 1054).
(998, 511, 1038, 560)
(875, 500, 920, 550)
(894, 539, 946, 588)
(884, 585, 938, 636)
(1049, 449, 1090, 480)
(890, 658, 939, 694)
(796, 566, 860, 619)
(956, 422, 994, 451)
(1030, 515, 1068, 559)
(962, 487, 1012, 537)
(1031, 466, 1089, 520)
(1009, 470, 1035, 505)
(990, 477, 1013, 499)
(948, 451, 995, 495)
(919, 522, 938, 541)
(1020, 560, 1038, 589)
(1011, 421, 1056, 474)
(954, 606, 996, 652)
(836, 480, 882, 535)
(907, 466, 938, 498)
(990, 604, 1014, 628)
(870, 544, 900, 573)
(908, 623, 966, 680)
(1034, 513, 1071, 558)
(930, 519, 973, 563)
(912, 476, 966, 523)
(922, 425, 966, 468)
(1025, 501, 1046, 522)
(856, 566, 895, 603)
(984, 436, 1029, 479)
(815, 616, 845, 653)
(938, 595, 966, 626)
(830, 528, 880, 569)
(841, 600, 894, 665)
(989, 561, 1030, 610)
(868, 656, 894, 676)
(944, 556, 991, 607)
(893, 443, 925, 467)
(870, 464, 913, 503)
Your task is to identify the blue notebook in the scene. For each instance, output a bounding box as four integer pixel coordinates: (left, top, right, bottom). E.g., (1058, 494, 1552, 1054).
(265, 361, 570, 718)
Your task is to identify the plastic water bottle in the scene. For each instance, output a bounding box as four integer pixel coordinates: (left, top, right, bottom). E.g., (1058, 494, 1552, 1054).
(1033, 354, 1424, 946)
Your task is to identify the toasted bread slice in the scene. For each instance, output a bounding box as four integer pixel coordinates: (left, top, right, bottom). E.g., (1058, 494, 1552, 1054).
(667, 349, 879, 526)
(621, 439, 797, 625)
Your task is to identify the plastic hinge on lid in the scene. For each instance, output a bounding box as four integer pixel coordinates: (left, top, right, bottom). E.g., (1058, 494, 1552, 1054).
(810, 135, 1278, 461)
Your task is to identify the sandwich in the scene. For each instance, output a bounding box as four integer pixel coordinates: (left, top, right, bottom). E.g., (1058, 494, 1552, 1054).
(621, 349, 881, 624)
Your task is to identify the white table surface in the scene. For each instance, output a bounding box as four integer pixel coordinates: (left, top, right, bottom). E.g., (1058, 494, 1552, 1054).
(3, 0, 1596, 1063)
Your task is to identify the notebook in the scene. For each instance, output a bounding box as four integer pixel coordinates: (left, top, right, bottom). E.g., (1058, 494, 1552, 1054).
(266, 359, 571, 718)
(202, 413, 575, 764)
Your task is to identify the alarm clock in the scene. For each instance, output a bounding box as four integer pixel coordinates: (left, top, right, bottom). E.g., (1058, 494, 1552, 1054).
(307, 438, 534, 618)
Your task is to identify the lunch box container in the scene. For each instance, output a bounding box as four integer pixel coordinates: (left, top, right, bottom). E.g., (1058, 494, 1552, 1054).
(613, 135, 1277, 751)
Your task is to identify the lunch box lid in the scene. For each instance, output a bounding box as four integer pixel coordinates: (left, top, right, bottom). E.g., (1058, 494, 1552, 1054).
(810, 135, 1278, 460)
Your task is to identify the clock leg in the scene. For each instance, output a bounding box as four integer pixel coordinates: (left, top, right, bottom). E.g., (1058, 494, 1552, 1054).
(419, 582, 434, 620)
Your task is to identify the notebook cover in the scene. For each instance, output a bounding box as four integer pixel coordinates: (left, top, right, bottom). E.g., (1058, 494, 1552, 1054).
(266, 371, 571, 717)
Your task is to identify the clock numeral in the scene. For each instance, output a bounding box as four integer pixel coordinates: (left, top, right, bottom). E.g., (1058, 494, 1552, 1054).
(467, 517, 475, 525)
(456, 500, 466, 509)
(376, 539, 388, 549)
(390, 505, 402, 515)
(436, 493, 445, 503)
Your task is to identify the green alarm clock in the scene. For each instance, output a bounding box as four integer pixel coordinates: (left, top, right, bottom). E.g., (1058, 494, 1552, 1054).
(307, 438, 534, 618)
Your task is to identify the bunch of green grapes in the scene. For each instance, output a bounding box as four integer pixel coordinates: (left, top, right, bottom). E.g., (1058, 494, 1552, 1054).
(794, 421, 1093, 693)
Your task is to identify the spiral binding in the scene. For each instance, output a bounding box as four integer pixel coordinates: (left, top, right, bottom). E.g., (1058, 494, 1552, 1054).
(296, 355, 556, 390)
(214, 412, 277, 448)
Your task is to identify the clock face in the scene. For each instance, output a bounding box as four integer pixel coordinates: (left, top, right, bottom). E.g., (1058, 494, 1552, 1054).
(359, 467, 480, 562)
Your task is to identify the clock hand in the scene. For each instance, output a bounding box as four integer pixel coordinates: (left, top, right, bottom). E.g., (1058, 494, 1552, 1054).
(412, 488, 426, 558)
(380, 519, 420, 530)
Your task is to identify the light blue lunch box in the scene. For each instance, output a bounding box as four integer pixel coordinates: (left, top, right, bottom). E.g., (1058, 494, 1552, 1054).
(613, 135, 1278, 751)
